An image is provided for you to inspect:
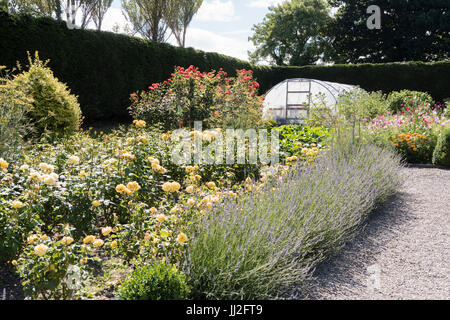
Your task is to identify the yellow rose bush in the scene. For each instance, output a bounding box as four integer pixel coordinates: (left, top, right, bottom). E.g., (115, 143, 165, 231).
(1, 123, 288, 299)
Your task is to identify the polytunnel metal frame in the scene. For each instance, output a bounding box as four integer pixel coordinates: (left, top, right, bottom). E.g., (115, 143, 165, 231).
(263, 78, 356, 124)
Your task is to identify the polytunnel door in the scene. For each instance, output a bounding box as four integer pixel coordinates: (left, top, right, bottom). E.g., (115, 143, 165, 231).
(285, 79, 311, 124)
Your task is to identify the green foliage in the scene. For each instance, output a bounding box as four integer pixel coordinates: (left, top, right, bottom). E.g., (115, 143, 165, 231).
(387, 90, 435, 114)
(338, 89, 390, 121)
(361, 105, 448, 164)
(11, 52, 82, 135)
(432, 127, 450, 167)
(129, 66, 264, 130)
(264, 62, 450, 105)
(329, 0, 450, 63)
(249, 0, 332, 66)
(274, 124, 330, 159)
(0, 0, 7, 12)
(16, 227, 87, 300)
(184, 143, 402, 299)
(0, 195, 40, 263)
(116, 262, 190, 300)
(0, 65, 34, 162)
(1, 11, 449, 124)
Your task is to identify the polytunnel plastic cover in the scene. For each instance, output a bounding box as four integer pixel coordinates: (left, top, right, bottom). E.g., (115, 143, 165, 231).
(262, 78, 356, 124)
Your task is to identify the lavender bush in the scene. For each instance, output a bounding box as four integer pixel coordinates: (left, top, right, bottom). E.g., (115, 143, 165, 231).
(183, 143, 403, 299)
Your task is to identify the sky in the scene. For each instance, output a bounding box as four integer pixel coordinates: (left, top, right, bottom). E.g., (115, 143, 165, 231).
(91, 0, 287, 62)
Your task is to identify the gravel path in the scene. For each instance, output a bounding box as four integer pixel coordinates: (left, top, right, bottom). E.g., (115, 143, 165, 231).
(300, 166, 450, 300)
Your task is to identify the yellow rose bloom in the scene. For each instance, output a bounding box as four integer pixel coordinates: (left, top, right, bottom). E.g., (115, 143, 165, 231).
(151, 162, 160, 171)
(116, 184, 132, 195)
(170, 206, 180, 214)
(0, 158, 9, 169)
(11, 200, 25, 209)
(29, 170, 42, 182)
(150, 207, 158, 214)
(111, 241, 118, 248)
(171, 182, 181, 192)
(83, 235, 96, 244)
(41, 235, 48, 241)
(79, 170, 88, 179)
(92, 200, 101, 207)
(162, 182, 172, 192)
(27, 235, 38, 244)
(39, 163, 54, 173)
(101, 227, 113, 236)
(93, 239, 104, 248)
(138, 136, 148, 143)
(127, 181, 141, 192)
(187, 198, 195, 207)
(206, 181, 216, 189)
(66, 155, 80, 165)
(176, 232, 188, 244)
(34, 244, 48, 257)
(156, 214, 166, 223)
(186, 185, 194, 194)
(61, 237, 74, 245)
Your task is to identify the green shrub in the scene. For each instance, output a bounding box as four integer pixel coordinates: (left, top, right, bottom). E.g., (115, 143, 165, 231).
(116, 263, 191, 300)
(338, 89, 390, 121)
(0, 65, 34, 162)
(432, 127, 450, 167)
(11, 52, 82, 135)
(387, 90, 434, 114)
(129, 66, 263, 130)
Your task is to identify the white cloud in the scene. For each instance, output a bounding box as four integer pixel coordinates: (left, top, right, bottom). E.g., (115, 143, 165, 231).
(195, 0, 235, 22)
(184, 27, 252, 61)
(84, 7, 251, 61)
(247, 0, 285, 8)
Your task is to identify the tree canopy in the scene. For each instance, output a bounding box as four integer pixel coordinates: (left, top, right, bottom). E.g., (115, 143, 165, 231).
(329, 0, 450, 63)
(249, 0, 332, 66)
(249, 0, 450, 66)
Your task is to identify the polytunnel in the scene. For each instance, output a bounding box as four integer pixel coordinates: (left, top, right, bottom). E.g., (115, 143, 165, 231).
(262, 78, 356, 124)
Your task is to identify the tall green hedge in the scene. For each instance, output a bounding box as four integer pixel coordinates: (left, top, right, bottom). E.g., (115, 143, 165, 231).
(260, 62, 450, 103)
(0, 12, 253, 123)
(1, 12, 449, 124)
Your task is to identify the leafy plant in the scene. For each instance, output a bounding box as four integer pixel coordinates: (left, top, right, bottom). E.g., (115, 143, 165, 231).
(10, 52, 82, 135)
(183, 143, 402, 299)
(0, 65, 34, 162)
(388, 90, 434, 114)
(116, 262, 191, 300)
(432, 126, 450, 167)
(16, 227, 87, 300)
(129, 66, 263, 130)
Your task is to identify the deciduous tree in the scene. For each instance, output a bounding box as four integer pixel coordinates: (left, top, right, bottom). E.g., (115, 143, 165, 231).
(249, 0, 333, 66)
(166, 0, 203, 47)
(329, 0, 450, 63)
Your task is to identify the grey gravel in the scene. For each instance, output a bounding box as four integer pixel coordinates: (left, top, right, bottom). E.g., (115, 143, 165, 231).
(299, 166, 450, 300)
